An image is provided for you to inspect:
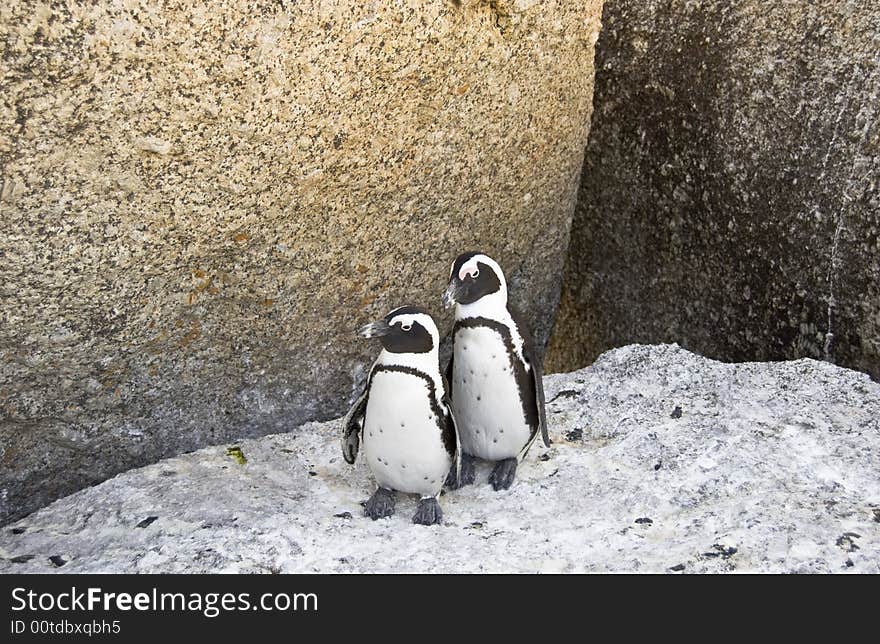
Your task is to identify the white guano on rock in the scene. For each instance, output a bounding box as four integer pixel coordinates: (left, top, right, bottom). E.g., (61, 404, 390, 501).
(1, 344, 877, 573)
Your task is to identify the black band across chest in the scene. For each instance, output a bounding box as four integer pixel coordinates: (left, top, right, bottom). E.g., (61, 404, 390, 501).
(368, 365, 455, 455)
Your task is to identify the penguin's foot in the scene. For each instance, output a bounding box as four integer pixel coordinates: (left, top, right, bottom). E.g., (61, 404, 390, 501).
(363, 487, 395, 520)
(412, 497, 443, 526)
(489, 458, 518, 491)
(445, 453, 476, 489)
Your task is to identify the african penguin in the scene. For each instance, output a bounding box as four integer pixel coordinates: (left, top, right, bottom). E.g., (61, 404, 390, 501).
(442, 252, 550, 491)
(342, 306, 461, 525)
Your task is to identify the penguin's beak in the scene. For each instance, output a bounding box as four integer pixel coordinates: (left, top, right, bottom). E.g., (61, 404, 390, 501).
(442, 281, 461, 310)
(358, 319, 392, 339)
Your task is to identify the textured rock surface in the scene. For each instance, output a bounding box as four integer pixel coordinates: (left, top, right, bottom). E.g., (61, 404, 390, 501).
(548, 1, 880, 378)
(0, 1, 603, 524)
(2, 344, 878, 574)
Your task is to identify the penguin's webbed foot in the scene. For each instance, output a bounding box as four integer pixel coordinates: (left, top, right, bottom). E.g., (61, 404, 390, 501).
(364, 487, 395, 520)
(412, 497, 443, 526)
(445, 453, 476, 489)
(489, 458, 518, 491)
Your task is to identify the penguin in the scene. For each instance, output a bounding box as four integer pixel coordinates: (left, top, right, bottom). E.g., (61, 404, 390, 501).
(342, 306, 461, 525)
(442, 252, 550, 491)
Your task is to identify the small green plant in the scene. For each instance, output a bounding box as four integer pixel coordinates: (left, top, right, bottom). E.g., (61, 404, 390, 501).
(225, 446, 247, 465)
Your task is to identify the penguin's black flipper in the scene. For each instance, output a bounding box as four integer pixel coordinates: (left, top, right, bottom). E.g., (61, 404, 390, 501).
(341, 386, 368, 465)
(529, 353, 551, 448)
(509, 307, 551, 457)
(440, 374, 462, 485)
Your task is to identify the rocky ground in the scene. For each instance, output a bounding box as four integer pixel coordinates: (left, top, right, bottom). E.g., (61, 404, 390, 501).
(1, 344, 878, 573)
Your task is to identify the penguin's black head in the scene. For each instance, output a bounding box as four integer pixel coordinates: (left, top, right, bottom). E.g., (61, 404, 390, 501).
(442, 251, 505, 308)
(358, 306, 438, 354)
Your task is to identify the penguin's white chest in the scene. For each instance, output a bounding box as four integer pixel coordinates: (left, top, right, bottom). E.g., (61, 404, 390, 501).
(452, 325, 531, 461)
(363, 370, 452, 497)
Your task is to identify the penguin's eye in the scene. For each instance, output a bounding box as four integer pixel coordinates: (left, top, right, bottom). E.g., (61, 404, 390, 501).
(471, 269, 480, 279)
(401, 323, 412, 331)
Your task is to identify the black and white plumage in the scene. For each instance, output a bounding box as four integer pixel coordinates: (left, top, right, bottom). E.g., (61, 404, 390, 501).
(342, 306, 460, 525)
(442, 252, 550, 491)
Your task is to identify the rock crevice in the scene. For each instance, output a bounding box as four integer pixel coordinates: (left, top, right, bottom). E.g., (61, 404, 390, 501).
(549, 0, 880, 380)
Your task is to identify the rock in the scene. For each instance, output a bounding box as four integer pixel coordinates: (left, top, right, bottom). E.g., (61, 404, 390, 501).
(548, 1, 880, 381)
(2, 344, 878, 573)
(135, 516, 159, 529)
(48, 555, 67, 568)
(0, 0, 604, 524)
(134, 136, 172, 155)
